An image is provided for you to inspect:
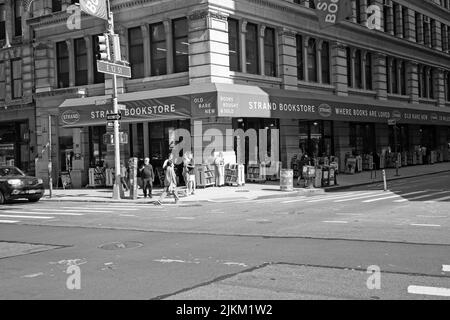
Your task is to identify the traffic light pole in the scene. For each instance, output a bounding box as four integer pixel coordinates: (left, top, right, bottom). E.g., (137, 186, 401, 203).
(107, 2, 122, 200)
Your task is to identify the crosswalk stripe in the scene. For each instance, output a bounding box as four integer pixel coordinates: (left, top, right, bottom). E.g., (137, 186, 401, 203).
(333, 192, 388, 203)
(0, 214, 53, 219)
(408, 285, 450, 297)
(281, 197, 307, 204)
(424, 195, 450, 202)
(394, 191, 449, 203)
(305, 192, 378, 203)
(0, 220, 19, 224)
(76, 206, 139, 211)
(3, 210, 83, 216)
(363, 191, 426, 203)
(443, 265, 450, 272)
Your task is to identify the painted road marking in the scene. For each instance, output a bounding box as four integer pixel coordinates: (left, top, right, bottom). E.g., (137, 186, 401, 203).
(333, 192, 388, 203)
(3, 210, 83, 216)
(77, 206, 139, 211)
(323, 221, 349, 224)
(408, 285, 450, 297)
(424, 195, 450, 203)
(443, 265, 450, 272)
(363, 191, 426, 203)
(416, 215, 447, 218)
(394, 191, 449, 203)
(56, 208, 112, 213)
(410, 224, 441, 227)
(0, 220, 19, 224)
(175, 217, 196, 220)
(305, 192, 377, 203)
(0, 214, 53, 219)
(281, 197, 308, 204)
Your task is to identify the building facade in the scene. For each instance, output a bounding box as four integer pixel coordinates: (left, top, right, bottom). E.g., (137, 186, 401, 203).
(16, 0, 450, 187)
(0, 0, 35, 174)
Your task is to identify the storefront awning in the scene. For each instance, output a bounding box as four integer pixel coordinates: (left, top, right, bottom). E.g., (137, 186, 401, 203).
(59, 83, 450, 128)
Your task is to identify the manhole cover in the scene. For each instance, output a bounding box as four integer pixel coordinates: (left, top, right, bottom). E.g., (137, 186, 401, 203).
(99, 241, 143, 250)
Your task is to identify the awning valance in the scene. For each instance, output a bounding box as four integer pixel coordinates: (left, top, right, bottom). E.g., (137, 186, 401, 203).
(58, 83, 450, 127)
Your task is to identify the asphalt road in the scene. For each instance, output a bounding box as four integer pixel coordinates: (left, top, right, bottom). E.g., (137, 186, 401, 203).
(0, 172, 449, 300)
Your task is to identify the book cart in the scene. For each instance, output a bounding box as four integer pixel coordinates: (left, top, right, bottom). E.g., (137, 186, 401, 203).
(195, 164, 215, 188)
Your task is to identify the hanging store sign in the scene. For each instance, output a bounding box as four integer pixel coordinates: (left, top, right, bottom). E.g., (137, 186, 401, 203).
(314, 0, 353, 29)
(79, 0, 108, 20)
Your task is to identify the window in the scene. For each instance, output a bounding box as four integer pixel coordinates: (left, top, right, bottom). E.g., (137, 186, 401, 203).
(0, 62, 5, 100)
(418, 65, 425, 98)
(424, 17, 431, 46)
(128, 27, 144, 79)
(354, 50, 363, 89)
(402, 6, 408, 39)
(390, 58, 398, 94)
(92, 35, 105, 84)
(346, 47, 352, 87)
(52, 0, 62, 12)
(307, 38, 317, 82)
(57, 41, 70, 88)
(0, 4, 5, 40)
(74, 38, 88, 86)
(172, 18, 189, 73)
(14, 1, 22, 37)
(430, 19, 437, 48)
(228, 18, 240, 72)
(393, 2, 399, 36)
(296, 35, 304, 80)
(321, 41, 330, 84)
(365, 52, 373, 90)
(415, 12, 421, 42)
(264, 27, 276, 77)
(429, 68, 434, 99)
(245, 23, 259, 74)
(150, 22, 167, 76)
(355, 0, 361, 24)
(11, 59, 22, 99)
(399, 60, 406, 95)
(383, 3, 389, 32)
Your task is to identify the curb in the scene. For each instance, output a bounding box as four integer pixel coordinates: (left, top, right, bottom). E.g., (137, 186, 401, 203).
(324, 169, 450, 192)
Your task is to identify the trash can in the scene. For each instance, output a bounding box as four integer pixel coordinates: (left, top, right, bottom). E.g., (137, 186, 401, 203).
(280, 169, 294, 191)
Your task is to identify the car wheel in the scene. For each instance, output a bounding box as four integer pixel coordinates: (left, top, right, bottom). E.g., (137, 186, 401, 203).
(28, 196, 41, 203)
(0, 191, 4, 205)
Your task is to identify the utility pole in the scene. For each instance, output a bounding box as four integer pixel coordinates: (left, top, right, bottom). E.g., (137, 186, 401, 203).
(106, 1, 122, 200)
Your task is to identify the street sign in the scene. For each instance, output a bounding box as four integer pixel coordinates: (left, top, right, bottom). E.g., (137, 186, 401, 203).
(117, 104, 127, 111)
(97, 60, 132, 78)
(106, 113, 122, 121)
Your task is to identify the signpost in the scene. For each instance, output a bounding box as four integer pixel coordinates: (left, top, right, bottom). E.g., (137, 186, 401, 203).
(83, 0, 131, 200)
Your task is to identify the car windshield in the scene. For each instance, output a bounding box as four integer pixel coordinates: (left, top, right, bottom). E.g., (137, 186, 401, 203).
(0, 167, 25, 177)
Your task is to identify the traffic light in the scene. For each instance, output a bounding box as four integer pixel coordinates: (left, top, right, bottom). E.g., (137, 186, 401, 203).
(96, 34, 110, 61)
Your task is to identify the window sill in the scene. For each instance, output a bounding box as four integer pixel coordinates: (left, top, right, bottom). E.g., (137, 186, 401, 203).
(419, 98, 438, 105)
(298, 81, 334, 91)
(387, 94, 410, 101)
(230, 72, 282, 83)
(125, 72, 189, 84)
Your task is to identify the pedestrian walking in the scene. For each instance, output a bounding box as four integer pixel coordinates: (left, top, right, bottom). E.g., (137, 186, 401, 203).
(154, 154, 179, 205)
(214, 152, 225, 187)
(182, 152, 191, 195)
(139, 158, 154, 198)
(187, 152, 196, 195)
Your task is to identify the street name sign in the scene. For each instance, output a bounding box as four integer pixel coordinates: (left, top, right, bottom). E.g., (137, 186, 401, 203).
(97, 60, 132, 78)
(107, 113, 122, 121)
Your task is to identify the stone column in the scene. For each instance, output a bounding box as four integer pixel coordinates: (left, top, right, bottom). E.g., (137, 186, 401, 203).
(385, 0, 394, 35)
(403, 7, 416, 42)
(394, 3, 403, 38)
(361, 50, 367, 90)
(278, 28, 298, 90)
(434, 69, 446, 107)
(360, 0, 368, 26)
(331, 42, 348, 96)
(442, 25, 449, 52)
(188, 9, 231, 84)
(373, 53, 387, 100)
(316, 39, 323, 84)
(85, 36, 94, 85)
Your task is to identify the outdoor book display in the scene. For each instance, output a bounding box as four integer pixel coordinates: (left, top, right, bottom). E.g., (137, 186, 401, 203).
(195, 164, 215, 188)
(88, 167, 106, 187)
(225, 164, 245, 186)
(59, 171, 72, 189)
(246, 163, 266, 183)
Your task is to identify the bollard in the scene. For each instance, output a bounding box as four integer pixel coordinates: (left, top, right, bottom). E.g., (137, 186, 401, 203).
(382, 169, 387, 191)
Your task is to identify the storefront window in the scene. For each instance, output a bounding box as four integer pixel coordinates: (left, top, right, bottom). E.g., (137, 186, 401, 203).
(0, 121, 30, 172)
(59, 136, 74, 172)
(350, 123, 376, 155)
(89, 126, 107, 167)
(389, 125, 409, 153)
(298, 120, 334, 158)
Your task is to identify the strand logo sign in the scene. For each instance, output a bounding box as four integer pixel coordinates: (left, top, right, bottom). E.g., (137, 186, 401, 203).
(318, 104, 332, 118)
(61, 110, 81, 125)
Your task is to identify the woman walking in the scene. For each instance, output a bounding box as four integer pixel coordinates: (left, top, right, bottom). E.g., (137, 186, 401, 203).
(154, 154, 179, 205)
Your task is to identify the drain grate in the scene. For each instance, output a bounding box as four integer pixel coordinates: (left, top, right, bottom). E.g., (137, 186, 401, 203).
(99, 241, 143, 250)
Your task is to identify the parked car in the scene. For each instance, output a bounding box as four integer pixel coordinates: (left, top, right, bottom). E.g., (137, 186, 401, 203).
(0, 166, 45, 204)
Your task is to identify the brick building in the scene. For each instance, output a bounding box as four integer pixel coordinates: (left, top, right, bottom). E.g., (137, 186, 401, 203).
(10, 0, 450, 187)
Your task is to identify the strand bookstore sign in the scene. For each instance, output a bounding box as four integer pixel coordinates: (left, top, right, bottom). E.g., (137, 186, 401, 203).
(59, 86, 450, 127)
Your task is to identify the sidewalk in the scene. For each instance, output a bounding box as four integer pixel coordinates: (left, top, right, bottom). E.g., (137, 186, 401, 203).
(41, 162, 450, 203)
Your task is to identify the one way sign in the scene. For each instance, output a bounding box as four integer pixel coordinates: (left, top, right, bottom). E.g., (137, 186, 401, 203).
(107, 113, 122, 121)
